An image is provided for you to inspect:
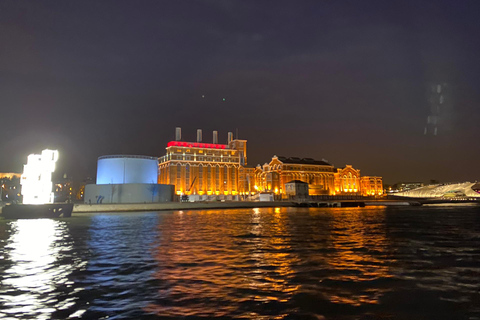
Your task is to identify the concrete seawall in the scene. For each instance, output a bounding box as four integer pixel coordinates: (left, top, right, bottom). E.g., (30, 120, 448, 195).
(1, 200, 418, 216)
(73, 199, 417, 213)
(73, 201, 294, 213)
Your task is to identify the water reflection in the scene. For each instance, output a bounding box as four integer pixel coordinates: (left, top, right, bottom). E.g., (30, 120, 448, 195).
(0, 219, 79, 319)
(79, 213, 160, 319)
(0, 207, 478, 319)
(146, 208, 301, 319)
(324, 207, 392, 306)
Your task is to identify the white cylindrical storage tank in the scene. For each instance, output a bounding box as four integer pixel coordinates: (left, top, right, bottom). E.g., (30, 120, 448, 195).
(96, 155, 158, 184)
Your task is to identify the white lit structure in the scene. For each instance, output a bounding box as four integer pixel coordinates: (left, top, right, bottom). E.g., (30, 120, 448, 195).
(20, 149, 59, 204)
(84, 155, 174, 204)
(394, 182, 480, 199)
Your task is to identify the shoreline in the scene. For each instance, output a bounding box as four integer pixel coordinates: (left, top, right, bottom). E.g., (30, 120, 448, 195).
(71, 199, 414, 213)
(73, 201, 293, 213)
(1, 199, 476, 217)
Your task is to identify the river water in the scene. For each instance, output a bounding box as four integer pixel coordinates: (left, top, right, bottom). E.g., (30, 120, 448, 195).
(0, 205, 479, 320)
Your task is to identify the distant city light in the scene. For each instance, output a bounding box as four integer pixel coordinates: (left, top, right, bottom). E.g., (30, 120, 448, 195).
(20, 149, 59, 204)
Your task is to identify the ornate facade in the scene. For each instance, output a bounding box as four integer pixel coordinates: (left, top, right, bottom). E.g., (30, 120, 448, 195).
(158, 129, 246, 199)
(253, 156, 335, 196)
(158, 128, 383, 199)
(253, 157, 383, 198)
(334, 165, 361, 194)
(360, 176, 383, 196)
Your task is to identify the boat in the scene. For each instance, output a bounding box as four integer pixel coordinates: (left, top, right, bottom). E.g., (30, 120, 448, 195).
(1, 203, 74, 219)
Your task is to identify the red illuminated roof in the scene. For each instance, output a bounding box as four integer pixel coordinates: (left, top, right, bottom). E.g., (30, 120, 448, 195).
(167, 141, 228, 149)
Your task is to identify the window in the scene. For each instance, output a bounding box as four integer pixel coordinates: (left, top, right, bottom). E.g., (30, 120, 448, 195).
(224, 166, 228, 191)
(176, 164, 182, 189)
(231, 167, 236, 191)
(215, 165, 220, 191)
(207, 166, 212, 191)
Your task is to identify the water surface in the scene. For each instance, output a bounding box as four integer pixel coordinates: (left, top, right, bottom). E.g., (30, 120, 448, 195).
(1, 205, 479, 319)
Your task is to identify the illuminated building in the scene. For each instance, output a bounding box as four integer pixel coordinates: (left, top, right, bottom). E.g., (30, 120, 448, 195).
(394, 182, 480, 199)
(238, 166, 256, 197)
(253, 155, 335, 196)
(0, 173, 21, 179)
(85, 155, 174, 203)
(389, 182, 424, 192)
(158, 128, 383, 200)
(333, 165, 382, 196)
(253, 157, 383, 198)
(360, 176, 383, 196)
(334, 165, 361, 194)
(20, 149, 58, 204)
(0, 173, 21, 201)
(54, 174, 74, 202)
(158, 128, 247, 200)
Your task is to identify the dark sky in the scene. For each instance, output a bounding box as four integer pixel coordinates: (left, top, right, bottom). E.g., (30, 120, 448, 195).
(1, 0, 480, 184)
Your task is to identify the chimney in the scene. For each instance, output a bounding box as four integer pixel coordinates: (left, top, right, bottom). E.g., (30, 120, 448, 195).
(175, 127, 181, 141)
(228, 132, 233, 143)
(213, 130, 218, 144)
(197, 129, 202, 143)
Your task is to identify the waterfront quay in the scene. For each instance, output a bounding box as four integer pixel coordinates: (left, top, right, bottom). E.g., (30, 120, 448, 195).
(71, 199, 415, 213)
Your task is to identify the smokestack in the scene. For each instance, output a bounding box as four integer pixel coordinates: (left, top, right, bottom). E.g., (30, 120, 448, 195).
(197, 129, 202, 143)
(228, 132, 233, 143)
(213, 130, 218, 144)
(175, 127, 181, 141)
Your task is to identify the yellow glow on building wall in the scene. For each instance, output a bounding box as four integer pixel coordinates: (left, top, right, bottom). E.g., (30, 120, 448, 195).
(253, 156, 335, 197)
(158, 136, 247, 199)
(158, 129, 383, 200)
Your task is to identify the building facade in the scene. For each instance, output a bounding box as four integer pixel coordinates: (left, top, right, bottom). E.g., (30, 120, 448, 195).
(252, 157, 383, 198)
(158, 128, 246, 199)
(334, 165, 361, 195)
(360, 176, 383, 196)
(253, 156, 335, 196)
(157, 128, 383, 200)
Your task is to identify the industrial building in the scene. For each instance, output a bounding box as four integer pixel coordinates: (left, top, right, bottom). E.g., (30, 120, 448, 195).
(157, 128, 383, 200)
(85, 155, 174, 204)
(158, 128, 246, 200)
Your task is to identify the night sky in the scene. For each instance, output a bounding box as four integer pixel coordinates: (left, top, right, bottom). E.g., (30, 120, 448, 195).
(1, 0, 480, 184)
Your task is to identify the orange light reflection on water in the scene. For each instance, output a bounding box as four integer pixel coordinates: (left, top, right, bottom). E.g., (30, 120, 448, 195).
(145, 208, 300, 318)
(323, 207, 394, 306)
